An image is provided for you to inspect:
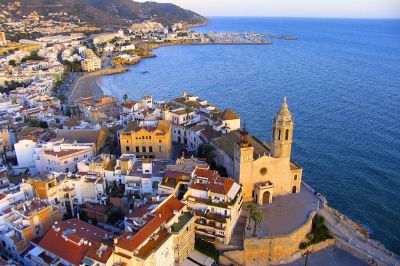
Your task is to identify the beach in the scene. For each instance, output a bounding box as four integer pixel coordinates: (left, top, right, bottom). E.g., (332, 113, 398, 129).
(69, 65, 128, 102)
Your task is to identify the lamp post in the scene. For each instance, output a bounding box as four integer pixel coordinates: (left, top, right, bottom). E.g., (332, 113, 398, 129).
(303, 250, 312, 266)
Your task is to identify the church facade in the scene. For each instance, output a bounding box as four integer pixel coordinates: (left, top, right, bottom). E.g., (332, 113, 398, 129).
(211, 97, 302, 203)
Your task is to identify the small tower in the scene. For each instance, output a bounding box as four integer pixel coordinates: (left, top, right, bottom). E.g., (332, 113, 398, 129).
(272, 96, 294, 158)
(233, 127, 255, 201)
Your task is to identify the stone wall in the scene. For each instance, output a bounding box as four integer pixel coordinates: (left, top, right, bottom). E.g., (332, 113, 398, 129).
(220, 211, 316, 265)
(243, 212, 315, 265)
(220, 212, 318, 265)
(334, 238, 370, 264)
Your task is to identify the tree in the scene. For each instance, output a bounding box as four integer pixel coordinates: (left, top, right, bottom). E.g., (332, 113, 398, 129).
(39, 121, 48, 128)
(8, 60, 16, 66)
(185, 106, 193, 123)
(59, 94, 67, 103)
(246, 204, 257, 230)
(250, 208, 263, 237)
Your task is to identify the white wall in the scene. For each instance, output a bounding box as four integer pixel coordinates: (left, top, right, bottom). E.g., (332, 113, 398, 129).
(15, 139, 37, 168)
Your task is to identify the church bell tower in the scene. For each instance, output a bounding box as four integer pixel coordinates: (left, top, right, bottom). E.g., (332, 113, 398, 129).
(272, 97, 294, 158)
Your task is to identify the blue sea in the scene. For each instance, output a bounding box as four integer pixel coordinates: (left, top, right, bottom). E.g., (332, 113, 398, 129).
(99, 17, 400, 253)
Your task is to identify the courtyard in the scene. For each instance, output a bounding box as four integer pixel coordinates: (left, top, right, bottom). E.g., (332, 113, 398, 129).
(244, 183, 321, 238)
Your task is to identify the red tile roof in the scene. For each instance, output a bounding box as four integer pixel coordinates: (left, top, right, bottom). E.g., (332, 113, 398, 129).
(194, 168, 219, 179)
(37, 219, 111, 266)
(117, 196, 184, 252)
(191, 175, 235, 195)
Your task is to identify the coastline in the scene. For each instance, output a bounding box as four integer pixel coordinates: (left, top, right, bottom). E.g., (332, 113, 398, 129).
(69, 65, 127, 103)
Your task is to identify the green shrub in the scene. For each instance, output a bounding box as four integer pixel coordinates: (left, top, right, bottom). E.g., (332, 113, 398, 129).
(195, 237, 219, 263)
(300, 215, 332, 249)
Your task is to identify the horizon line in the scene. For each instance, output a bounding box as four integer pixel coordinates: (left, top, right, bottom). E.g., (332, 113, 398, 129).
(200, 15, 400, 20)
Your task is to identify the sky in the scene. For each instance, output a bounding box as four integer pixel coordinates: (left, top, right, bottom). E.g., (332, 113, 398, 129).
(137, 0, 400, 18)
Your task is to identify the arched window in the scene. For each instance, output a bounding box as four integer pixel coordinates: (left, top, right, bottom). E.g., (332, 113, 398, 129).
(278, 129, 281, 140)
(294, 175, 297, 180)
(285, 129, 289, 140)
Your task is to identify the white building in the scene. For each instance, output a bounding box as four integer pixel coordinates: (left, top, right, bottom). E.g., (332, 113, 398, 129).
(33, 139, 96, 173)
(212, 109, 241, 133)
(14, 136, 39, 174)
(119, 44, 136, 51)
(124, 158, 168, 195)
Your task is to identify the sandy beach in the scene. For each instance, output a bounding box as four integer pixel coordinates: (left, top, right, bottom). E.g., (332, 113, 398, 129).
(69, 66, 128, 103)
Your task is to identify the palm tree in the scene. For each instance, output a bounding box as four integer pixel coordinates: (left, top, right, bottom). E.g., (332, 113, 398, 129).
(251, 208, 263, 237)
(185, 106, 193, 123)
(246, 204, 257, 230)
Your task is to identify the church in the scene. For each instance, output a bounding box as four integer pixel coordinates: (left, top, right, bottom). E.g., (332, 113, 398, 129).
(211, 97, 302, 203)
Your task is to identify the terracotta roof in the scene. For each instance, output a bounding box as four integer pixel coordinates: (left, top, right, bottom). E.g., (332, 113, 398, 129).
(127, 202, 155, 219)
(85, 243, 114, 264)
(191, 175, 235, 196)
(122, 101, 139, 109)
(117, 197, 184, 252)
(37, 219, 111, 266)
(194, 168, 219, 179)
(21, 135, 39, 142)
(217, 109, 240, 120)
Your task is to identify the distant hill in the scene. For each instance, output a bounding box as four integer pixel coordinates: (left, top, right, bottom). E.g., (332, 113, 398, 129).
(0, 0, 207, 27)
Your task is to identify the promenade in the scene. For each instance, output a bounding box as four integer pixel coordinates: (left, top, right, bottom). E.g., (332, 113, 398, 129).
(303, 182, 400, 266)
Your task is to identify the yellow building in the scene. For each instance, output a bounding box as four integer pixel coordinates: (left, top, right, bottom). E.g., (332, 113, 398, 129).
(120, 120, 172, 159)
(81, 48, 102, 72)
(3, 199, 61, 254)
(212, 97, 302, 203)
(171, 212, 195, 263)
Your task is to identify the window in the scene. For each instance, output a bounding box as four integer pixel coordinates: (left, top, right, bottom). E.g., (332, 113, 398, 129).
(149, 146, 153, 153)
(294, 175, 297, 180)
(278, 129, 281, 140)
(136, 147, 140, 152)
(285, 129, 289, 140)
(159, 146, 162, 152)
(126, 146, 130, 152)
(260, 167, 268, 176)
(142, 146, 146, 152)
(159, 140, 162, 143)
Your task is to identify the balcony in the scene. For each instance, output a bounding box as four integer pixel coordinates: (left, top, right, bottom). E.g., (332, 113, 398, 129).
(187, 196, 230, 208)
(195, 218, 225, 231)
(255, 181, 274, 190)
(194, 210, 229, 223)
